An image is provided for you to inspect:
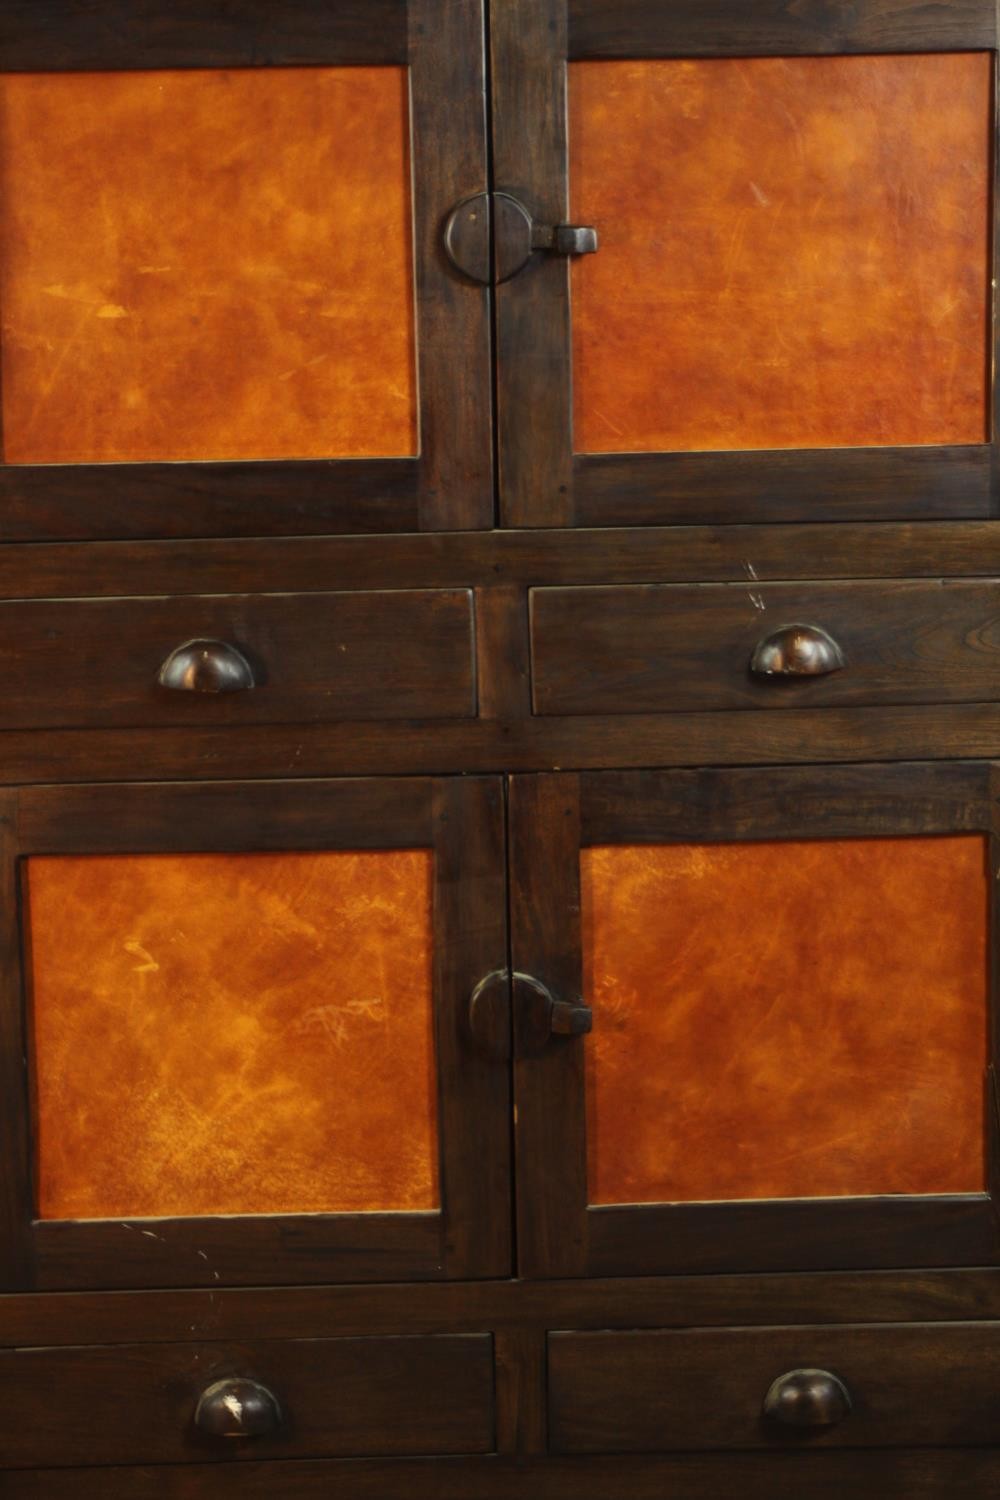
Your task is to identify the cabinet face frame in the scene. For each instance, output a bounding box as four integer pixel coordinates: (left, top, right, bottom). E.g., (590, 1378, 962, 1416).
(0, 0, 493, 540)
(0, 775, 511, 1291)
(491, 0, 1000, 528)
(509, 763, 1000, 1279)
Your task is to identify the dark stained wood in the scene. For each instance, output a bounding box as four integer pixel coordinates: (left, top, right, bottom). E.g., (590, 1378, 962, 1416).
(531, 579, 1000, 716)
(410, 0, 493, 531)
(990, 773, 1000, 1223)
(0, 590, 476, 730)
(549, 1322, 1000, 1452)
(492, 0, 573, 526)
(0, 1333, 494, 1468)
(0, 460, 420, 542)
(0, 793, 30, 1290)
(992, 51, 1000, 509)
(32, 1214, 448, 1293)
(4, 712, 1000, 786)
(15, 779, 437, 854)
(433, 778, 512, 1278)
(475, 587, 532, 718)
(0, 523, 999, 600)
(568, 0, 1000, 58)
(495, 1327, 548, 1454)
(509, 775, 588, 1278)
(580, 763, 992, 844)
(574, 448, 992, 528)
(0, 0, 409, 70)
(15, 1450, 1000, 1499)
(585, 1198, 998, 1278)
(10, 1269, 1000, 1351)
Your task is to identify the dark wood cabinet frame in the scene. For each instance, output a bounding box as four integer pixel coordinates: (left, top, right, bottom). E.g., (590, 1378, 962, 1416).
(492, 0, 1000, 528)
(510, 761, 1000, 1277)
(0, 0, 493, 540)
(0, 775, 511, 1291)
(2, 6, 1000, 1492)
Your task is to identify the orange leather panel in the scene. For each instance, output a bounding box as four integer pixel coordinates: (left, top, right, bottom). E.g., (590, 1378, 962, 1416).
(28, 850, 437, 1219)
(582, 837, 988, 1204)
(0, 67, 416, 463)
(570, 54, 990, 454)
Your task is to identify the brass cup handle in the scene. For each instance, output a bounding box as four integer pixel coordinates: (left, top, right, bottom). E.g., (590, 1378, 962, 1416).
(194, 1377, 281, 1439)
(158, 638, 256, 694)
(763, 1368, 852, 1429)
(750, 624, 846, 678)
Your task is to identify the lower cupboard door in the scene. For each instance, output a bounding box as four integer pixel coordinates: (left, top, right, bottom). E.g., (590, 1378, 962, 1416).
(509, 764, 1000, 1278)
(0, 776, 511, 1290)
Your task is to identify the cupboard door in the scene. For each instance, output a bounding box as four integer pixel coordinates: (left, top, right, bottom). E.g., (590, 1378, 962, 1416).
(510, 764, 999, 1277)
(492, 0, 996, 526)
(0, 0, 491, 538)
(0, 776, 510, 1289)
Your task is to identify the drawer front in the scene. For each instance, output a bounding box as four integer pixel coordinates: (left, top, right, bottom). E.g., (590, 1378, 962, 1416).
(0, 1334, 494, 1468)
(548, 1324, 1000, 1453)
(530, 580, 1000, 714)
(0, 589, 475, 728)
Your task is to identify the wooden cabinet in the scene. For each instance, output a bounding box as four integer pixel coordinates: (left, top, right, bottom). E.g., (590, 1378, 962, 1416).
(1, 0, 999, 1495)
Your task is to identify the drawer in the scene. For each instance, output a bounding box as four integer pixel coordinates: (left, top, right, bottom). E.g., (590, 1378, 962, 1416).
(548, 1323, 1000, 1453)
(0, 1334, 494, 1468)
(0, 589, 475, 728)
(530, 580, 1000, 714)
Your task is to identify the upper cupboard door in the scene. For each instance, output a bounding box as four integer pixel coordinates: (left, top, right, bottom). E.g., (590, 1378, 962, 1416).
(0, 1, 492, 539)
(0, 776, 510, 1290)
(510, 765, 1000, 1278)
(492, 0, 998, 526)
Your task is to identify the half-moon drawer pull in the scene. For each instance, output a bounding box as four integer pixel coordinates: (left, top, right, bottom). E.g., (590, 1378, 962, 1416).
(750, 624, 846, 678)
(158, 638, 256, 694)
(194, 1377, 281, 1438)
(763, 1367, 852, 1429)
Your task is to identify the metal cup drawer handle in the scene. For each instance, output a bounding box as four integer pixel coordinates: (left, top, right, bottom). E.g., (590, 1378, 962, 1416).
(751, 624, 846, 678)
(158, 638, 256, 694)
(195, 1377, 281, 1438)
(763, 1367, 852, 1428)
